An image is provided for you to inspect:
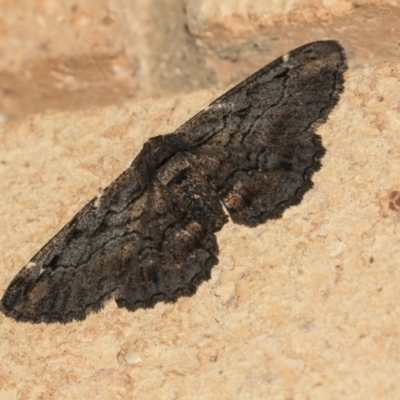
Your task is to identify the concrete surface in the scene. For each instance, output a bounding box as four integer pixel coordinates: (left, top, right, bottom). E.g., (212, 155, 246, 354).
(0, 1, 399, 399)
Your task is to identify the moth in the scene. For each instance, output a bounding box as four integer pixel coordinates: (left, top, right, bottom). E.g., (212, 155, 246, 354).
(1, 41, 347, 323)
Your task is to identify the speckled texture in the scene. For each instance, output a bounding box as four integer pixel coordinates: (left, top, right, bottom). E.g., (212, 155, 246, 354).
(1, 60, 400, 398)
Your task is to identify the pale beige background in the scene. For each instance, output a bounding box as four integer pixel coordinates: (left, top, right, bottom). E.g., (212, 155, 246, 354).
(0, 1, 400, 399)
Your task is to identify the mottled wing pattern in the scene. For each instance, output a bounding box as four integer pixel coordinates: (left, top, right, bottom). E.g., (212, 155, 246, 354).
(1, 166, 145, 322)
(1, 154, 225, 323)
(1, 41, 346, 323)
(178, 41, 346, 225)
(115, 151, 227, 314)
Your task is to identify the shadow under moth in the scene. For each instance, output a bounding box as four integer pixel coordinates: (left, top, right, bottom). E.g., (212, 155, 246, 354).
(1, 41, 347, 323)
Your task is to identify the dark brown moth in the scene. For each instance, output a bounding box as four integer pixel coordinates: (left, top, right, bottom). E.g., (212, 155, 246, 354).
(1, 41, 347, 323)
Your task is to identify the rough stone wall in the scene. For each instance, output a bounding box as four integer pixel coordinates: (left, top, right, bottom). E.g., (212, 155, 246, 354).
(1, 0, 399, 121)
(1, 1, 400, 399)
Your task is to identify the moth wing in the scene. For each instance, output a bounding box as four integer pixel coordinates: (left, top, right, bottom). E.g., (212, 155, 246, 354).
(1, 155, 226, 323)
(1, 167, 144, 322)
(177, 41, 347, 226)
